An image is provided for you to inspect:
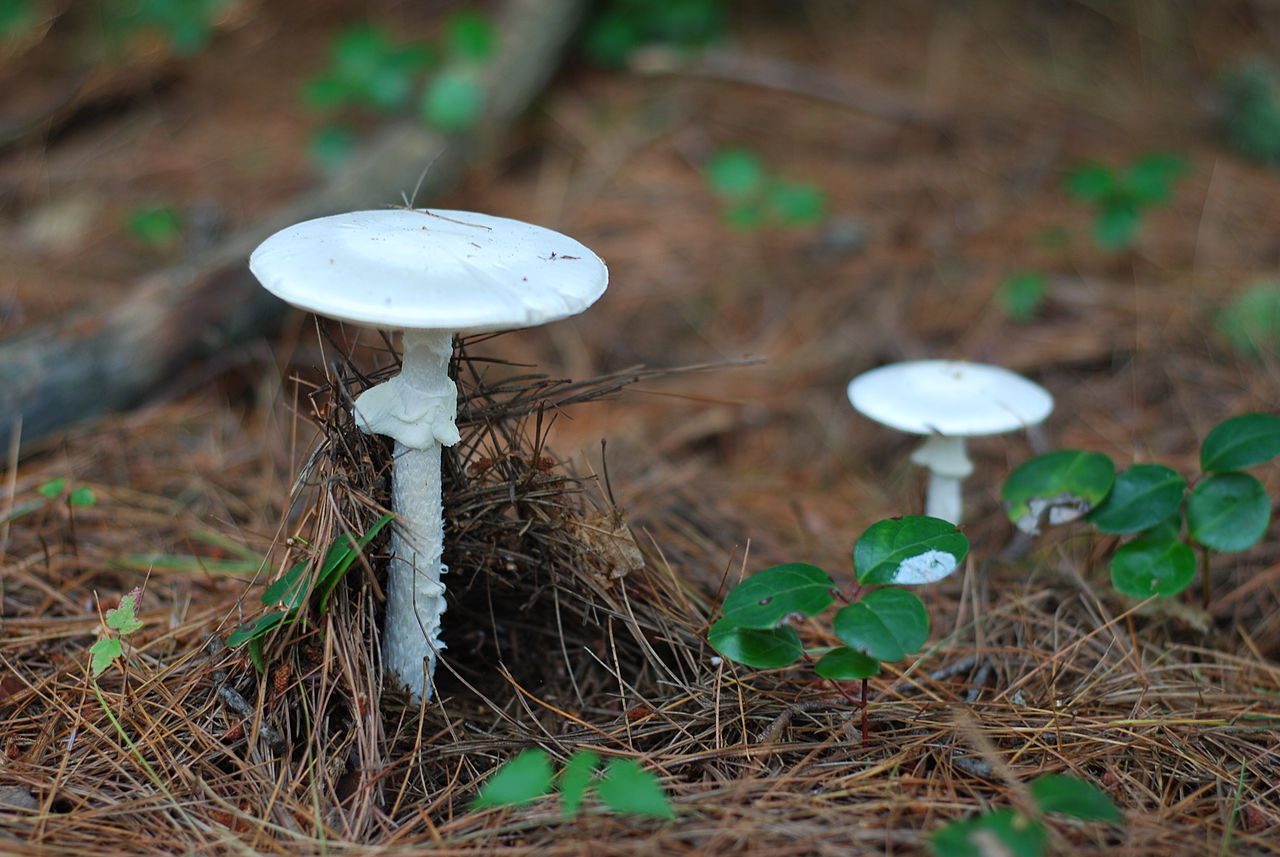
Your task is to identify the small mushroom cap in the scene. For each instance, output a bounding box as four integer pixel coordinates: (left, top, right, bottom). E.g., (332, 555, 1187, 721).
(249, 209, 607, 333)
(847, 360, 1053, 436)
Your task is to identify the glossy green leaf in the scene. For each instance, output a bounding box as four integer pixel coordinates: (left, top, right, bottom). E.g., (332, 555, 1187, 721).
(226, 611, 291, 648)
(105, 588, 144, 634)
(262, 561, 309, 610)
(1187, 472, 1271, 552)
(832, 588, 928, 663)
(706, 148, 766, 199)
(813, 646, 881, 680)
(471, 748, 555, 810)
(1087, 464, 1187, 533)
(1110, 537, 1195, 599)
(929, 809, 1047, 857)
(597, 757, 673, 819)
(89, 638, 124, 678)
(559, 751, 599, 819)
(1030, 774, 1122, 822)
(421, 68, 484, 132)
(1200, 413, 1280, 472)
(708, 620, 803, 669)
(1003, 450, 1116, 533)
(854, 516, 969, 585)
(317, 513, 394, 612)
(720, 563, 834, 629)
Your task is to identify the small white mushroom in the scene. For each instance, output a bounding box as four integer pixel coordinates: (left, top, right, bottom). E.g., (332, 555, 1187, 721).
(250, 209, 607, 702)
(847, 360, 1053, 524)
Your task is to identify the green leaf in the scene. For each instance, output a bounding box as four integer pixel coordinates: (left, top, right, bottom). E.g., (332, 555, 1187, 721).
(582, 10, 640, 68)
(929, 809, 1047, 857)
(723, 202, 764, 230)
(854, 516, 969, 585)
(813, 646, 881, 680)
(708, 620, 803, 669)
(597, 757, 673, 819)
(832, 588, 928, 663)
(0, 0, 34, 40)
(69, 485, 96, 508)
(89, 638, 124, 678)
(720, 563, 834, 628)
(1216, 283, 1280, 357)
(262, 561, 310, 610)
(1086, 464, 1187, 534)
(1065, 163, 1116, 201)
(471, 749, 556, 810)
(1003, 450, 1116, 533)
(559, 751, 600, 819)
(226, 611, 291, 648)
(38, 478, 66, 498)
(316, 513, 393, 611)
(444, 10, 496, 62)
(766, 181, 825, 226)
(1187, 472, 1272, 552)
(1093, 202, 1140, 250)
(706, 148, 766, 200)
(1110, 537, 1196, 599)
(1030, 774, 1122, 822)
(1200, 413, 1280, 472)
(997, 271, 1048, 322)
(308, 124, 358, 172)
(105, 588, 144, 634)
(126, 205, 184, 250)
(1124, 152, 1186, 205)
(420, 68, 484, 132)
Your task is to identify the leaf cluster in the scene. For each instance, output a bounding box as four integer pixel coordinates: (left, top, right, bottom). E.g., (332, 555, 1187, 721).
(3, 477, 96, 526)
(704, 147, 826, 231)
(226, 514, 393, 670)
(1064, 152, 1186, 250)
(1001, 414, 1280, 600)
(583, 0, 727, 68)
(709, 517, 968, 680)
(930, 774, 1121, 857)
(471, 748, 673, 820)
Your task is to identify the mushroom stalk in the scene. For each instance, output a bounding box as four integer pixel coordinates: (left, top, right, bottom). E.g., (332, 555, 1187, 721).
(354, 329, 461, 701)
(910, 434, 973, 525)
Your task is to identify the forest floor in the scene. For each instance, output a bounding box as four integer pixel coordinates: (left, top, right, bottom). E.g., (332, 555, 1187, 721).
(3, 2, 1280, 855)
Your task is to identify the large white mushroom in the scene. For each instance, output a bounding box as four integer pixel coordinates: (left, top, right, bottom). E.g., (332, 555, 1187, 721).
(847, 360, 1053, 525)
(250, 209, 607, 702)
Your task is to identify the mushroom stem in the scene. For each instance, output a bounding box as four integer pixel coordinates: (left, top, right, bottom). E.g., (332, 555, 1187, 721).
(910, 435, 973, 525)
(354, 329, 461, 702)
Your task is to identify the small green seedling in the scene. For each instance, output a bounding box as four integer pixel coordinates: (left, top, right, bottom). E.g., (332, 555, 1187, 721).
(1219, 58, 1280, 167)
(227, 514, 393, 670)
(1217, 281, 1280, 357)
(418, 10, 497, 133)
(5, 477, 96, 524)
(930, 773, 1121, 857)
(472, 748, 673, 820)
(709, 516, 969, 741)
(1064, 152, 1186, 251)
(303, 24, 435, 114)
(1002, 413, 1280, 606)
(997, 271, 1049, 322)
(583, 0, 727, 68)
(705, 147, 826, 230)
(126, 204, 184, 250)
(90, 588, 145, 677)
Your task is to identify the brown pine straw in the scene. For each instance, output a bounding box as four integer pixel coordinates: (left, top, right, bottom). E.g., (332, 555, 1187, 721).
(1, 335, 1279, 857)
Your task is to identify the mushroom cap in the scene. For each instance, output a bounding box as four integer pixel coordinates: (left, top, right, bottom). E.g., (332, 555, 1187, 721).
(249, 209, 608, 333)
(847, 360, 1053, 436)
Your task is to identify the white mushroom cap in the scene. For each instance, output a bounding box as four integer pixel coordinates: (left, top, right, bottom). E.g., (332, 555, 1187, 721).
(249, 209, 608, 333)
(846, 360, 1053, 437)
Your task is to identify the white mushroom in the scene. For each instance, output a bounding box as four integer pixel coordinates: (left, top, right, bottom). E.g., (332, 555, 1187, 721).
(846, 360, 1053, 524)
(250, 209, 607, 702)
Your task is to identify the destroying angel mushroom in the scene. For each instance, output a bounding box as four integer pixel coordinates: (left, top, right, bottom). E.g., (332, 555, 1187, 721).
(847, 360, 1053, 525)
(250, 208, 607, 702)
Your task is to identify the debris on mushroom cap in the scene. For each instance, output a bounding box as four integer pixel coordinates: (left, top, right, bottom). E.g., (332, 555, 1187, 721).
(248, 209, 608, 333)
(847, 360, 1053, 436)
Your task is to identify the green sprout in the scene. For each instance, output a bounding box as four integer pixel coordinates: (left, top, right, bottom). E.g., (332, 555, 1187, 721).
(472, 748, 673, 820)
(90, 588, 145, 677)
(1001, 413, 1280, 606)
(705, 147, 826, 230)
(1064, 152, 1186, 251)
(709, 516, 968, 742)
(930, 773, 1122, 857)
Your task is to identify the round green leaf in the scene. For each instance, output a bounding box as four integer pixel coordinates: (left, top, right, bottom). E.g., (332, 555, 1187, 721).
(1086, 464, 1187, 534)
(471, 749, 555, 810)
(929, 809, 1047, 857)
(708, 620, 803, 669)
(813, 646, 881, 680)
(1200, 413, 1280, 472)
(854, 516, 969, 585)
(720, 563, 834, 629)
(420, 69, 484, 132)
(767, 181, 825, 226)
(706, 148, 765, 199)
(832, 588, 928, 663)
(1002, 450, 1116, 534)
(1187, 472, 1272, 552)
(597, 757, 674, 819)
(1110, 537, 1195, 599)
(1029, 774, 1122, 822)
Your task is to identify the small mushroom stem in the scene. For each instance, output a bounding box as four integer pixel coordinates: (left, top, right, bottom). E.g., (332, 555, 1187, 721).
(910, 435, 974, 525)
(354, 329, 461, 702)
